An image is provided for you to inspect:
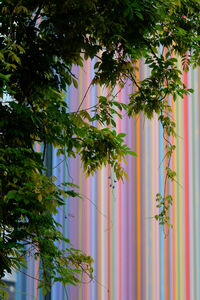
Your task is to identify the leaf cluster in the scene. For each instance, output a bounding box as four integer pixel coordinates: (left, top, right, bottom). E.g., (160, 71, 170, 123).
(155, 193, 173, 227)
(1, 0, 200, 295)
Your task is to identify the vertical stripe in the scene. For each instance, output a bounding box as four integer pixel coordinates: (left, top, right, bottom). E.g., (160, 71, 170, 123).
(184, 71, 190, 300)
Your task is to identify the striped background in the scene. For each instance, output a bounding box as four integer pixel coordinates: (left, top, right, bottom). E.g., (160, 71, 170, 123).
(15, 59, 200, 300)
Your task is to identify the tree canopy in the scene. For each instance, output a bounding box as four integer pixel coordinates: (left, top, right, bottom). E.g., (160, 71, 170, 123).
(1, 0, 200, 297)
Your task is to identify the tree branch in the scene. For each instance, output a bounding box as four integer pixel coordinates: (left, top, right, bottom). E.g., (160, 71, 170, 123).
(30, 1, 44, 27)
(77, 81, 93, 112)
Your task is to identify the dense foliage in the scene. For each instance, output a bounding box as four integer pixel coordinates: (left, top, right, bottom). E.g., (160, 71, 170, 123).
(1, 0, 200, 297)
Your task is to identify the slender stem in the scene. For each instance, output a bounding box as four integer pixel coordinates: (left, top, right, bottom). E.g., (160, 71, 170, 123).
(77, 81, 93, 112)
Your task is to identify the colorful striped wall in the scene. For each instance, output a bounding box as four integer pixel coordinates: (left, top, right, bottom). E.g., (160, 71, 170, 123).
(15, 59, 200, 300)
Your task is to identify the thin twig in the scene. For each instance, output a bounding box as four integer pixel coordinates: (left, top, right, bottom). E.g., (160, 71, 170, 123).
(18, 269, 42, 283)
(77, 81, 93, 112)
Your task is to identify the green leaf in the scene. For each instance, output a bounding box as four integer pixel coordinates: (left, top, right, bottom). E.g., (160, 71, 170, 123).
(73, 78, 78, 89)
(126, 150, 137, 156)
(42, 288, 47, 296)
(6, 190, 17, 200)
(117, 133, 126, 138)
